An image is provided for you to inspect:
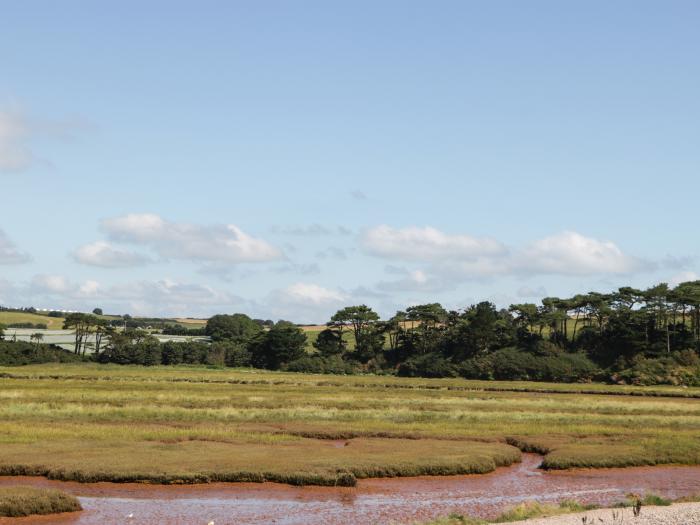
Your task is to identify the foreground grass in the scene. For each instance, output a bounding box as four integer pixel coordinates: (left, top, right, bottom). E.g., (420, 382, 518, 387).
(419, 501, 596, 525)
(420, 494, 676, 524)
(0, 364, 699, 484)
(0, 486, 81, 517)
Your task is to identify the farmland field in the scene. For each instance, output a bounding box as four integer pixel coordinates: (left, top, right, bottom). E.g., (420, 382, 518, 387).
(0, 312, 65, 330)
(0, 364, 699, 486)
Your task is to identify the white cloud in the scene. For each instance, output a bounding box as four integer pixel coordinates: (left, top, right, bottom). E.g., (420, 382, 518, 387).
(670, 271, 700, 287)
(0, 229, 31, 264)
(30, 274, 71, 294)
(362, 225, 506, 261)
(100, 213, 283, 264)
(8, 275, 241, 317)
(73, 241, 151, 268)
(364, 226, 650, 284)
(517, 231, 650, 275)
(265, 283, 348, 322)
(278, 283, 346, 305)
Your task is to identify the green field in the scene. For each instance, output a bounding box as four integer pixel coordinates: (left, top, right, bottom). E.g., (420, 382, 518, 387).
(0, 312, 65, 330)
(0, 364, 699, 486)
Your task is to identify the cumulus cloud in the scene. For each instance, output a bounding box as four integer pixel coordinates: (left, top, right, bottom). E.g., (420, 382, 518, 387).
(365, 227, 654, 294)
(278, 283, 346, 305)
(73, 241, 151, 268)
(670, 271, 700, 287)
(100, 213, 283, 264)
(30, 274, 71, 294)
(0, 229, 31, 264)
(266, 283, 348, 322)
(517, 231, 650, 275)
(364, 226, 650, 282)
(362, 225, 506, 261)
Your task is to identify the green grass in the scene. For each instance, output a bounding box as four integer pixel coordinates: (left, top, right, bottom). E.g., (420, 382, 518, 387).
(0, 312, 65, 330)
(418, 501, 597, 524)
(0, 364, 699, 485)
(0, 486, 81, 517)
(419, 494, 679, 524)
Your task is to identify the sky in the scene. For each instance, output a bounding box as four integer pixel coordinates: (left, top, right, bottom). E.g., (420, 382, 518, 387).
(1, 1, 699, 322)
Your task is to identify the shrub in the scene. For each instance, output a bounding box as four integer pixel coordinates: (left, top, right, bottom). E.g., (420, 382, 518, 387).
(0, 486, 82, 517)
(284, 355, 354, 374)
(0, 342, 86, 366)
(674, 349, 700, 367)
(397, 353, 457, 378)
(613, 357, 700, 386)
(457, 348, 599, 383)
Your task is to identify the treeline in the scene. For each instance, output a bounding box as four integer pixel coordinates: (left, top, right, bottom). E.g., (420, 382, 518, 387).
(95, 317, 307, 369)
(0, 341, 87, 366)
(4, 281, 700, 386)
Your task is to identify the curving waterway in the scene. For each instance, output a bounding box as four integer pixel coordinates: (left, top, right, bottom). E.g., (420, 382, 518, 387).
(2, 455, 700, 524)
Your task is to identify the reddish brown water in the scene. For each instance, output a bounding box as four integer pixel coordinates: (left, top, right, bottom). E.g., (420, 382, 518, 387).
(3, 455, 700, 524)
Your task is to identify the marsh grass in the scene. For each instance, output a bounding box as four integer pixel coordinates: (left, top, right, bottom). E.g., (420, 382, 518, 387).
(418, 500, 598, 524)
(0, 364, 699, 485)
(0, 486, 81, 517)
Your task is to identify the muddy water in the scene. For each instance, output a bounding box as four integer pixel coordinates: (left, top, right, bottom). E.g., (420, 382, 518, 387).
(3, 455, 700, 525)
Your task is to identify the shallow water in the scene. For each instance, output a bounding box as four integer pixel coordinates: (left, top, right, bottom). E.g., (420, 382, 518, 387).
(2, 455, 700, 524)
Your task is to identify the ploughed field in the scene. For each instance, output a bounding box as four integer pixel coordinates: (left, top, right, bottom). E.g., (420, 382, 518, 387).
(0, 364, 699, 486)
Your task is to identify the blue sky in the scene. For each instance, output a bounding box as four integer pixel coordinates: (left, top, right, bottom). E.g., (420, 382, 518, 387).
(1, 1, 699, 321)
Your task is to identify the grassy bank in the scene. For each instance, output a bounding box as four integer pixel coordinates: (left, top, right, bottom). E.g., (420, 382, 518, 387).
(0, 364, 699, 484)
(0, 486, 81, 517)
(420, 493, 680, 524)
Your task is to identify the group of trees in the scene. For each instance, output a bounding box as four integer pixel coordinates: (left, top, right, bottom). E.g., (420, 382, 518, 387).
(63, 313, 113, 355)
(97, 318, 307, 368)
(4, 280, 700, 385)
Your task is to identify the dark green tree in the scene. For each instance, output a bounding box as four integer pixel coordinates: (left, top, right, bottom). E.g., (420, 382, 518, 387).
(206, 313, 262, 342)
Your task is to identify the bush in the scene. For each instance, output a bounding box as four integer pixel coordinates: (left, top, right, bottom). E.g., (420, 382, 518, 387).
(161, 341, 184, 365)
(397, 353, 457, 378)
(0, 342, 86, 366)
(674, 349, 700, 367)
(539, 352, 600, 382)
(0, 486, 82, 517)
(457, 348, 599, 383)
(613, 357, 700, 386)
(284, 355, 354, 374)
